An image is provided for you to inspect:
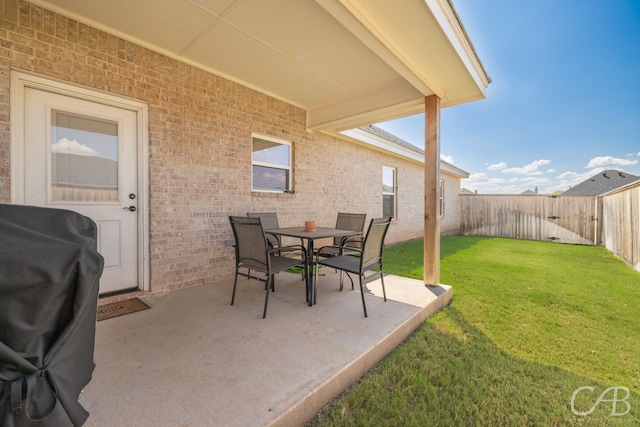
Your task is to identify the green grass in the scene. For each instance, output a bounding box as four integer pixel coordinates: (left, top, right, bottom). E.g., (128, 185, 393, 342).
(310, 236, 640, 426)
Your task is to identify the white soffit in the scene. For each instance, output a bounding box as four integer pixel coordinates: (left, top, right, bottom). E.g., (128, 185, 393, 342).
(27, 0, 488, 132)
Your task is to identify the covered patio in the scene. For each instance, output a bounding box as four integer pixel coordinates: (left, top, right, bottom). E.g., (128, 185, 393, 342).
(21, 0, 490, 292)
(80, 270, 451, 426)
(1, 1, 486, 424)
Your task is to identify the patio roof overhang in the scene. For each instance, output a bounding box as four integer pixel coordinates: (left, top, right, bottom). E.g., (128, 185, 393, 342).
(27, 0, 489, 132)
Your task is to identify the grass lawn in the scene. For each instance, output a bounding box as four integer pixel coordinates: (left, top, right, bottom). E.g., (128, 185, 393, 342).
(310, 236, 640, 426)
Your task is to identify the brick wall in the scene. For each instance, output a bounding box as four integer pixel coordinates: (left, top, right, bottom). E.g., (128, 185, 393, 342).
(441, 171, 463, 235)
(0, 0, 451, 294)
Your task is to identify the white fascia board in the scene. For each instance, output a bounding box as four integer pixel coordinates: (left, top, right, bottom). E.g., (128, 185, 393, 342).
(440, 160, 470, 178)
(426, 0, 490, 95)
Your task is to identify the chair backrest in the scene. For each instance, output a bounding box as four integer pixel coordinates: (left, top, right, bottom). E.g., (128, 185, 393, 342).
(334, 212, 366, 246)
(229, 216, 269, 272)
(247, 212, 280, 247)
(247, 212, 279, 229)
(360, 217, 392, 271)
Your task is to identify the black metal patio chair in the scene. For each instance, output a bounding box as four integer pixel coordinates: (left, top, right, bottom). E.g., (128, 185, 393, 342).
(247, 212, 281, 249)
(316, 212, 366, 258)
(247, 211, 306, 279)
(314, 217, 392, 317)
(229, 216, 308, 318)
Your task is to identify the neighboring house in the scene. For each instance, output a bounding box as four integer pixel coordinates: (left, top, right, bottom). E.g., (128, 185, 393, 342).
(460, 187, 476, 195)
(562, 170, 640, 196)
(1, 0, 489, 296)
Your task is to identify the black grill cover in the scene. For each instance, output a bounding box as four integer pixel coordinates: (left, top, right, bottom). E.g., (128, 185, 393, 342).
(0, 204, 104, 426)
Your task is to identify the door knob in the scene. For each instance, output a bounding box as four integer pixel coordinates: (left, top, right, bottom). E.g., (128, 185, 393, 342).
(123, 206, 136, 212)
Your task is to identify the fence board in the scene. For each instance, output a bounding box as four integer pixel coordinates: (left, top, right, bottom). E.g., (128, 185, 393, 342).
(601, 182, 640, 271)
(460, 194, 597, 245)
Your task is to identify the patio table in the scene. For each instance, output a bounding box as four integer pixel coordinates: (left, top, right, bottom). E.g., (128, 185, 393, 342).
(266, 226, 359, 306)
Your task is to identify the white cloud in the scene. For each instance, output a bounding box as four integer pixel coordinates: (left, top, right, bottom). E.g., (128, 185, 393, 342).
(586, 156, 638, 168)
(487, 162, 507, 171)
(463, 173, 514, 194)
(522, 176, 552, 185)
(547, 168, 556, 173)
(440, 154, 454, 163)
(463, 169, 560, 194)
(503, 159, 551, 174)
(52, 138, 99, 157)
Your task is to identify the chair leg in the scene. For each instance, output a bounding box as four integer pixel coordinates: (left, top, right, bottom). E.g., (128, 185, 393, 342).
(337, 271, 355, 292)
(263, 275, 273, 318)
(358, 276, 368, 318)
(231, 271, 239, 305)
(380, 272, 387, 302)
(313, 259, 318, 303)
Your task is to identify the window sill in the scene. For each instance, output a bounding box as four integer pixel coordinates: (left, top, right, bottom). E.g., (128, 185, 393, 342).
(251, 191, 295, 198)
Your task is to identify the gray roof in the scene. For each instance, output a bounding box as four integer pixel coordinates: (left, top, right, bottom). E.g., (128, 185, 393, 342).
(562, 170, 640, 196)
(357, 125, 470, 178)
(359, 124, 424, 154)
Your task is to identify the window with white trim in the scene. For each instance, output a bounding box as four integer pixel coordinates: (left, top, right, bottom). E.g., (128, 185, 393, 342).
(251, 134, 291, 192)
(382, 166, 396, 219)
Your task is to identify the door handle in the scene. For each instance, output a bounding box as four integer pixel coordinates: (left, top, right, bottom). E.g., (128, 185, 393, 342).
(123, 206, 137, 212)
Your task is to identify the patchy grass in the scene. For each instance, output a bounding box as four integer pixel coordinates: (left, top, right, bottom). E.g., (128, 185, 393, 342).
(310, 236, 640, 426)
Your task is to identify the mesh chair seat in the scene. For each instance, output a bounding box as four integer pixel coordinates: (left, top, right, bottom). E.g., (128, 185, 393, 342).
(316, 254, 361, 274)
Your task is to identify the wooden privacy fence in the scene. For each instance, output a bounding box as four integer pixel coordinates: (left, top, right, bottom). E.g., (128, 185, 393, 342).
(459, 194, 599, 245)
(601, 181, 640, 271)
(459, 186, 640, 272)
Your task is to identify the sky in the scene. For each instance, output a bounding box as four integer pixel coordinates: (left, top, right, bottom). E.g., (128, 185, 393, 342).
(375, 0, 640, 194)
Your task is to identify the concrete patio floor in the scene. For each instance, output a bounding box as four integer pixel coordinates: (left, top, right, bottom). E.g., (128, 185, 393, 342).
(80, 270, 452, 426)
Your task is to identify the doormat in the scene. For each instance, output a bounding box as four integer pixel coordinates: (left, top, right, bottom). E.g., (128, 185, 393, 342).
(97, 298, 150, 321)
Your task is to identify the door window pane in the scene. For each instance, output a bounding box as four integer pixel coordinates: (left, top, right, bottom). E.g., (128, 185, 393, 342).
(51, 112, 119, 202)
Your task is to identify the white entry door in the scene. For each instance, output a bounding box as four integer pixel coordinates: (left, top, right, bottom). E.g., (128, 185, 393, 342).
(23, 88, 139, 294)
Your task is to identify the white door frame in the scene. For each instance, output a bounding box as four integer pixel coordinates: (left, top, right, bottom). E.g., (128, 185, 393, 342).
(10, 70, 150, 293)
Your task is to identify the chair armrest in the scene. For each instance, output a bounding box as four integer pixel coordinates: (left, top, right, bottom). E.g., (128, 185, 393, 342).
(270, 244, 307, 257)
(340, 235, 363, 247)
(316, 245, 362, 257)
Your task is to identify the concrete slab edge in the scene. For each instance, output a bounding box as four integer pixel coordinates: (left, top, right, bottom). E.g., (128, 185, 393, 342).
(269, 285, 453, 426)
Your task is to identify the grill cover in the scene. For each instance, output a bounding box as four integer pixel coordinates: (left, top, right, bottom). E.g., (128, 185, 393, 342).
(0, 204, 103, 426)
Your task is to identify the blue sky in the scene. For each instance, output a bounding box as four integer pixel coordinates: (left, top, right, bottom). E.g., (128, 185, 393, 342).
(376, 0, 640, 194)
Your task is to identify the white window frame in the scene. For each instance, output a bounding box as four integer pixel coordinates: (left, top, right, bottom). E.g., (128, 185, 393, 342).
(251, 134, 292, 192)
(383, 166, 396, 219)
